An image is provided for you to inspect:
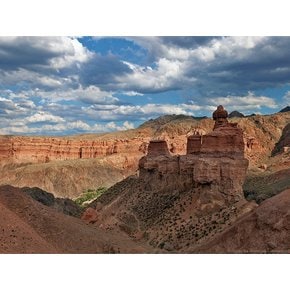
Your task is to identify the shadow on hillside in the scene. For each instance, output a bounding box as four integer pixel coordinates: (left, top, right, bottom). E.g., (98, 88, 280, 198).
(271, 123, 290, 156)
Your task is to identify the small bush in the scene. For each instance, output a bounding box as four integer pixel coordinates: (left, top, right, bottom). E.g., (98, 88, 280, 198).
(74, 187, 107, 207)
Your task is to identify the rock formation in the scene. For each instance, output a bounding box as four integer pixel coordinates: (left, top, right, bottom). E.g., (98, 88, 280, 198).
(139, 105, 248, 202)
(83, 106, 256, 252)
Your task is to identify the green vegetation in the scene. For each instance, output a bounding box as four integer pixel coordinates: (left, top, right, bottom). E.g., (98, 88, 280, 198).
(74, 187, 107, 207)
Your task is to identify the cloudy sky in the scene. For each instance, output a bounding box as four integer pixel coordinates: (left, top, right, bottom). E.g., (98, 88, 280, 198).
(0, 36, 289, 135)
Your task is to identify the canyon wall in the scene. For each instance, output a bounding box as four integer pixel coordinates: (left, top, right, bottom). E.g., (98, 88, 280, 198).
(0, 135, 150, 164)
(0, 111, 289, 168)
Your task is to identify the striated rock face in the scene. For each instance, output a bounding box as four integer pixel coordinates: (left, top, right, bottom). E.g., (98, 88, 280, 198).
(0, 135, 151, 197)
(139, 154, 248, 202)
(0, 135, 150, 164)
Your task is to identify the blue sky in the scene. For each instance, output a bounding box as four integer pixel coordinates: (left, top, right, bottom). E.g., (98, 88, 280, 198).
(0, 36, 289, 135)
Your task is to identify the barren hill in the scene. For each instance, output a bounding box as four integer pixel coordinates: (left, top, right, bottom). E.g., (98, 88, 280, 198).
(0, 185, 150, 253)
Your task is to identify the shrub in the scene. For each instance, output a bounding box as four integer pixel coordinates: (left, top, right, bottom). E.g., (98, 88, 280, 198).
(74, 187, 107, 207)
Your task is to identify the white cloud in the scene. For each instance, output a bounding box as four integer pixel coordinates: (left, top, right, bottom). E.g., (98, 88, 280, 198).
(206, 92, 278, 112)
(48, 37, 93, 69)
(0, 69, 69, 89)
(0, 118, 135, 135)
(32, 86, 118, 104)
(25, 112, 65, 123)
(0, 36, 92, 69)
(193, 36, 265, 62)
(108, 37, 268, 95)
(129, 36, 265, 62)
(116, 58, 190, 93)
(92, 121, 135, 132)
(122, 91, 144, 96)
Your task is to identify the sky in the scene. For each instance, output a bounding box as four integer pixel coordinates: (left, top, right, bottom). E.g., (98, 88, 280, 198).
(0, 36, 289, 136)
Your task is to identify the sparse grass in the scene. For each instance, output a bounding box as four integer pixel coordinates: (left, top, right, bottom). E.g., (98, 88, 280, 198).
(74, 187, 107, 207)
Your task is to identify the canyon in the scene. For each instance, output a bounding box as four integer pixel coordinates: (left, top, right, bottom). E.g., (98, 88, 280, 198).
(0, 106, 289, 253)
(0, 110, 289, 198)
(81, 106, 257, 252)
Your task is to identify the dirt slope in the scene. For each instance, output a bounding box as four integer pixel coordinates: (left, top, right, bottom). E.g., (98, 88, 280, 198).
(0, 185, 150, 253)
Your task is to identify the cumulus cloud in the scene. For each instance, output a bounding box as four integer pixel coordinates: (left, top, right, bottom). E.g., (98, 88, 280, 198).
(183, 36, 290, 95)
(0, 96, 35, 118)
(0, 37, 92, 92)
(0, 36, 288, 136)
(0, 36, 91, 70)
(114, 58, 191, 94)
(25, 112, 65, 123)
(92, 121, 134, 132)
(112, 36, 290, 96)
(32, 86, 119, 104)
(204, 92, 278, 113)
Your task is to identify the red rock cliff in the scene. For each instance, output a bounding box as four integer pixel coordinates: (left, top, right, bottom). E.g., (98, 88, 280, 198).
(0, 135, 151, 164)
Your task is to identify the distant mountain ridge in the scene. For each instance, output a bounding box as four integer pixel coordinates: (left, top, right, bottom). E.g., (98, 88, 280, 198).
(280, 106, 290, 113)
(229, 111, 245, 118)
